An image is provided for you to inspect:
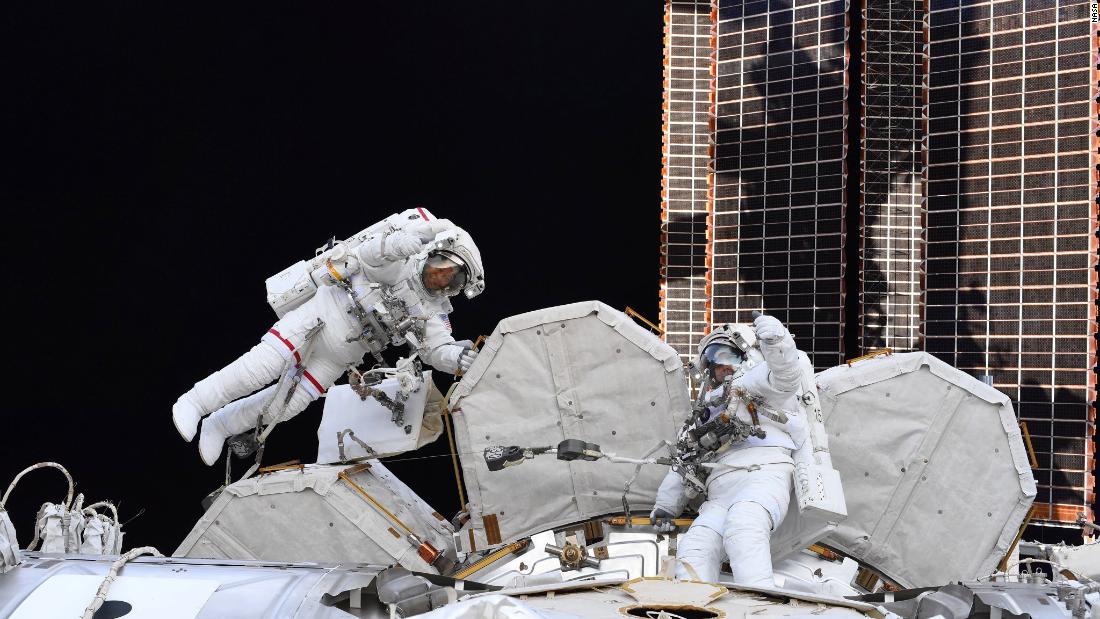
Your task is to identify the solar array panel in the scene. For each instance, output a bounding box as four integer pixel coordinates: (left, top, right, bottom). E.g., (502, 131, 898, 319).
(657, 0, 1095, 529)
(924, 0, 1096, 525)
(710, 0, 850, 369)
(860, 0, 924, 352)
(659, 0, 715, 363)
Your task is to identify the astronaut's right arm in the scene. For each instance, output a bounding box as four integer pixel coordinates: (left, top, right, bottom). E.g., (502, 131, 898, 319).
(355, 219, 458, 269)
(310, 219, 454, 287)
(753, 315, 801, 394)
(309, 242, 361, 286)
(308, 235, 410, 288)
(653, 468, 690, 518)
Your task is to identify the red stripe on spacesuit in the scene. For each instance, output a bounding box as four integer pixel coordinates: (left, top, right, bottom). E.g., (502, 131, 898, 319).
(303, 370, 324, 394)
(267, 328, 302, 364)
(416, 207, 430, 221)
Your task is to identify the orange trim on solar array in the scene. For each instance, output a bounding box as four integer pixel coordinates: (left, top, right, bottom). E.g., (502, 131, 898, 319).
(658, 0, 715, 354)
(1031, 503, 1095, 525)
(1090, 8, 1100, 534)
(703, 0, 717, 335)
(658, 0, 672, 338)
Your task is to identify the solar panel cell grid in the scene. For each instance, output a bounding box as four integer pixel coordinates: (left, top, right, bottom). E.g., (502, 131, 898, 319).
(660, 0, 714, 365)
(710, 0, 849, 367)
(659, 0, 1095, 529)
(922, 0, 1096, 525)
(860, 0, 924, 354)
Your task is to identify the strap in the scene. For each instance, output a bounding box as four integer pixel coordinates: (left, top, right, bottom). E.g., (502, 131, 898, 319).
(680, 560, 702, 582)
(325, 259, 346, 283)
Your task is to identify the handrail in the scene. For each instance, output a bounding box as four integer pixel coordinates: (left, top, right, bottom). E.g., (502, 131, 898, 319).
(624, 307, 663, 336)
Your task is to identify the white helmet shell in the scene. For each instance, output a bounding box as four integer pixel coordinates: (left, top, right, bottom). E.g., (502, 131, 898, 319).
(411, 226, 485, 301)
(696, 323, 764, 383)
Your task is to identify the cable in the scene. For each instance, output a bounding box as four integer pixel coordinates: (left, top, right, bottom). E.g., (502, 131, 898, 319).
(82, 546, 162, 619)
(1, 462, 75, 510)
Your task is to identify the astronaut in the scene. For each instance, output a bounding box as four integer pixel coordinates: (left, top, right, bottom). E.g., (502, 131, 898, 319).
(651, 315, 809, 587)
(171, 209, 485, 465)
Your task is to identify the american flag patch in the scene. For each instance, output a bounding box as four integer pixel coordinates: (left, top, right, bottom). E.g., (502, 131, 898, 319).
(439, 313, 452, 333)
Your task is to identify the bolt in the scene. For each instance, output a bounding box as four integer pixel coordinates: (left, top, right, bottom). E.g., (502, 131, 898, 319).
(938, 509, 943, 514)
(651, 402, 656, 406)
(568, 400, 573, 405)
(329, 522, 334, 527)
(864, 472, 869, 477)
(496, 374, 501, 379)
(536, 330, 541, 335)
(616, 348, 622, 353)
(611, 430, 617, 435)
(901, 467, 906, 472)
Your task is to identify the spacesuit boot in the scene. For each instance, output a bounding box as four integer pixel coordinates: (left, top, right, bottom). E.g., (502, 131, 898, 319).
(172, 341, 286, 442)
(198, 387, 272, 466)
(171, 394, 206, 443)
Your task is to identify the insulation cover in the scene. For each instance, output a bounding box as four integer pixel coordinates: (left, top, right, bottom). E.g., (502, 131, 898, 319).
(174, 463, 454, 571)
(817, 352, 1036, 587)
(448, 301, 690, 548)
(0, 509, 19, 573)
(316, 372, 445, 463)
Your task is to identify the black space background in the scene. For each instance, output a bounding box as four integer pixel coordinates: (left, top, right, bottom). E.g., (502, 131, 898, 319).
(2, 4, 666, 552)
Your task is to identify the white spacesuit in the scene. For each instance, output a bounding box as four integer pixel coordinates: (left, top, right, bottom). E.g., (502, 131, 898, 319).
(171, 209, 485, 466)
(652, 315, 809, 586)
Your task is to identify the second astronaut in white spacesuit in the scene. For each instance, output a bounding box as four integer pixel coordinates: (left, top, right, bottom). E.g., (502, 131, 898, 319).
(652, 315, 809, 587)
(172, 209, 484, 465)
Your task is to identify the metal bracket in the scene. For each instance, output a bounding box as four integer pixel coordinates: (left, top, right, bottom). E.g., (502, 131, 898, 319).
(337, 429, 378, 463)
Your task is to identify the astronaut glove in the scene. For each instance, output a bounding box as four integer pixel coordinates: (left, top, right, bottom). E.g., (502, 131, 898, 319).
(385, 231, 425, 258)
(650, 507, 679, 533)
(458, 349, 478, 373)
(753, 314, 788, 344)
(404, 220, 439, 242)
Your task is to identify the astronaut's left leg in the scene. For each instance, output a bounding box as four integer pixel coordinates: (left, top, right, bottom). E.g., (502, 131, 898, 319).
(718, 464, 793, 587)
(674, 496, 737, 583)
(722, 502, 776, 587)
(675, 519, 724, 583)
(172, 340, 287, 442)
(174, 293, 336, 443)
(196, 355, 345, 466)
